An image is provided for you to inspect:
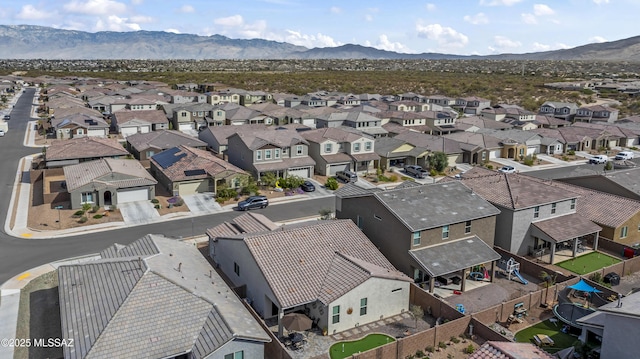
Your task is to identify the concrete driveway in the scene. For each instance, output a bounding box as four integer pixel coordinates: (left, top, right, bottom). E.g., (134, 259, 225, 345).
(181, 193, 222, 215)
(119, 201, 160, 225)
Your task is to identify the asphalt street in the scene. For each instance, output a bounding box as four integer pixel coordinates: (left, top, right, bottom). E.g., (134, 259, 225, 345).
(0, 88, 334, 284)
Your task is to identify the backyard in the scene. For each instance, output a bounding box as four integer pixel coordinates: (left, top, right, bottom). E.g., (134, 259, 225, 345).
(329, 334, 395, 359)
(556, 252, 621, 275)
(514, 319, 578, 354)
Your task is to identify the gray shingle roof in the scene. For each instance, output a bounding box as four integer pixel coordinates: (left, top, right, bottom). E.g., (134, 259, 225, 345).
(206, 212, 279, 239)
(532, 213, 602, 243)
(373, 181, 500, 232)
(409, 236, 501, 277)
(58, 234, 270, 359)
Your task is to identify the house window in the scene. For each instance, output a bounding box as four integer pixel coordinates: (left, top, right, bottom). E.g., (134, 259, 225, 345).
(365, 142, 372, 151)
(353, 143, 361, 152)
(77, 129, 84, 135)
(234, 262, 240, 276)
(256, 150, 262, 160)
(224, 351, 244, 359)
(442, 225, 450, 239)
(570, 199, 576, 210)
(481, 152, 486, 161)
(265, 149, 272, 160)
(621, 226, 629, 239)
(465, 220, 472, 234)
(551, 203, 557, 214)
(360, 298, 368, 316)
(81, 192, 94, 204)
(325, 143, 332, 153)
(332, 305, 340, 324)
(413, 232, 421, 246)
(275, 149, 280, 159)
(534, 206, 540, 218)
(296, 145, 303, 155)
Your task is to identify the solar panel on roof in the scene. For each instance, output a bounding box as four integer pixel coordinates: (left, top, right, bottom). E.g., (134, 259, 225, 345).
(152, 147, 186, 169)
(184, 169, 206, 176)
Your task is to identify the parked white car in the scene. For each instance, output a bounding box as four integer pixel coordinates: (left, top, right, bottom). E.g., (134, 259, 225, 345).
(589, 155, 609, 164)
(0, 129, 4, 137)
(498, 165, 516, 174)
(615, 151, 634, 160)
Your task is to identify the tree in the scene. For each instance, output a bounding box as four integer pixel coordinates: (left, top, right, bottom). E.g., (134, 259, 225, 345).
(409, 304, 424, 328)
(325, 177, 339, 190)
(539, 270, 557, 305)
(428, 152, 448, 173)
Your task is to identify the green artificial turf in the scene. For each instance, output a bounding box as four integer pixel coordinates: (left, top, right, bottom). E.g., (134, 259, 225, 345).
(556, 252, 621, 275)
(514, 319, 578, 354)
(329, 333, 395, 359)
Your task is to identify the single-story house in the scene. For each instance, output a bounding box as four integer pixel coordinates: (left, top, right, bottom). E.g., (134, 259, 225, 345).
(126, 129, 207, 161)
(44, 137, 130, 168)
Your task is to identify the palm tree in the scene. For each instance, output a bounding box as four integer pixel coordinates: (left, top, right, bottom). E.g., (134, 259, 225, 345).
(539, 270, 557, 305)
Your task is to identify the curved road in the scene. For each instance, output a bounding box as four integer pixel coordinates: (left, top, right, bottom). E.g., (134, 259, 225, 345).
(0, 88, 334, 284)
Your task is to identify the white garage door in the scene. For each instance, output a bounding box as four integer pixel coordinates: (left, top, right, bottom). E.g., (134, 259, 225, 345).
(288, 167, 310, 178)
(178, 123, 193, 131)
(88, 129, 105, 137)
(120, 127, 137, 138)
(489, 149, 501, 159)
(329, 164, 348, 176)
(526, 147, 536, 156)
(117, 188, 149, 203)
(178, 180, 209, 195)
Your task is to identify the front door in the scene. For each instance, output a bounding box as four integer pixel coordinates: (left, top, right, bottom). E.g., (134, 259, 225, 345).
(104, 191, 112, 206)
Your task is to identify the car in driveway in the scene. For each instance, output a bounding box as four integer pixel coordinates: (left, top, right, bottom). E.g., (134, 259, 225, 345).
(237, 195, 269, 211)
(498, 166, 516, 173)
(589, 155, 609, 164)
(615, 151, 634, 161)
(335, 170, 358, 183)
(301, 181, 315, 192)
(404, 165, 428, 179)
(0, 129, 4, 137)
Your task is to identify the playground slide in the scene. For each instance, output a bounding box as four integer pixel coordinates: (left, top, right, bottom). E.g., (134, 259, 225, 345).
(513, 270, 528, 285)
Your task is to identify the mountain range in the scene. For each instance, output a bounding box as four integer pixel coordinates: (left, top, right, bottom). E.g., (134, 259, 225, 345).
(1, 25, 640, 61)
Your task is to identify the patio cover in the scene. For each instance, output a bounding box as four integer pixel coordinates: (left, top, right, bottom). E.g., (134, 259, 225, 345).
(569, 279, 602, 293)
(408, 236, 500, 277)
(531, 213, 602, 243)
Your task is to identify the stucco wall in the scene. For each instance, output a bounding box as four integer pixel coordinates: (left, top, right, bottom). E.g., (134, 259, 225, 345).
(601, 313, 638, 359)
(208, 339, 265, 359)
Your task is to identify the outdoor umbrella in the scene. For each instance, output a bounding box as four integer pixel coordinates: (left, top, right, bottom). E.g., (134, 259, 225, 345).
(282, 313, 313, 331)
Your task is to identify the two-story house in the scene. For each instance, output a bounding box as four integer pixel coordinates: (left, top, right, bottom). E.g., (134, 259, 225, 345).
(455, 168, 602, 263)
(335, 181, 501, 293)
(538, 101, 578, 121)
(52, 114, 110, 139)
(454, 96, 492, 115)
(226, 127, 315, 180)
(238, 90, 272, 106)
(208, 89, 241, 105)
(574, 105, 620, 123)
(315, 111, 388, 138)
(301, 127, 379, 175)
(167, 102, 217, 131)
(388, 101, 430, 112)
(112, 109, 169, 137)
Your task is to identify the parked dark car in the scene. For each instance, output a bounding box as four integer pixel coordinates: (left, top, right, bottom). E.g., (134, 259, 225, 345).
(3, 115, 10, 120)
(301, 181, 315, 192)
(335, 170, 357, 183)
(404, 165, 427, 179)
(237, 195, 268, 211)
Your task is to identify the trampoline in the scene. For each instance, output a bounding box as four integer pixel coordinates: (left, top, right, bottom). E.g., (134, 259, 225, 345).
(553, 302, 595, 329)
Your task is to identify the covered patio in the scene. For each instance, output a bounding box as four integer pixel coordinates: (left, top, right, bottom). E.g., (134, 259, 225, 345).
(530, 213, 602, 264)
(409, 236, 501, 294)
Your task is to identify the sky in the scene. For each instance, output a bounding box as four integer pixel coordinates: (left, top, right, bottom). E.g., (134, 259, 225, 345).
(1, 0, 639, 55)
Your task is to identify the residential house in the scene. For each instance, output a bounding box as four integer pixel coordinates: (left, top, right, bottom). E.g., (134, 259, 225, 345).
(166, 102, 217, 131)
(388, 100, 430, 112)
(208, 89, 242, 105)
(574, 104, 619, 123)
(443, 131, 503, 164)
(481, 104, 536, 122)
(455, 168, 602, 263)
(393, 130, 465, 167)
(556, 167, 640, 201)
(110, 97, 158, 113)
(52, 114, 110, 139)
(477, 128, 543, 159)
(199, 124, 268, 156)
(58, 234, 271, 359)
(335, 181, 501, 293)
(170, 90, 207, 104)
(219, 103, 271, 125)
(418, 110, 459, 135)
(208, 216, 412, 336)
(63, 158, 157, 209)
(226, 127, 315, 179)
(315, 111, 388, 138)
(301, 127, 379, 175)
(426, 95, 456, 108)
(577, 291, 640, 359)
(455, 116, 513, 132)
(45, 137, 130, 168)
(238, 90, 272, 106)
(533, 115, 571, 129)
(453, 96, 491, 115)
(538, 101, 578, 121)
(374, 136, 429, 170)
(112, 109, 169, 137)
(249, 103, 306, 126)
(338, 94, 361, 106)
(126, 129, 207, 161)
(150, 145, 248, 196)
(377, 111, 431, 133)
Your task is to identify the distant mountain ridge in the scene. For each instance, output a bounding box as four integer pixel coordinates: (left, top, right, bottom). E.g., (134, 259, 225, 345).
(1, 25, 640, 61)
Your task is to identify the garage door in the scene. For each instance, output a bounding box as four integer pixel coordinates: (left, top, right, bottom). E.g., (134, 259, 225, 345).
(121, 127, 137, 138)
(178, 123, 193, 131)
(287, 167, 310, 178)
(178, 180, 209, 195)
(329, 164, 349, 176)
(88, 129, 105, 137)
(526, 147, 536, 156)
(489, 149, 501, 159)
(117, 188, 149, 203)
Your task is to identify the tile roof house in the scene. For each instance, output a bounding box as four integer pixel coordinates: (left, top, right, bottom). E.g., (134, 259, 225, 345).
(453, 167, 602, 263)
(453, 96, 491, 115)
(208, 217, 411, 337)
(393, 130, 465, 167)
(226, 127, 316, 180)
(52, 113, 110, 140)
(335, 181, 501, 293)
(44, 136, 130, 168)
(301, 127, 379, 175)
(476, 128, 543, 159)
(112, 109, 169, 137)
(469, 341, 555, 359)
(538, 101, 578, 121)
(443, 131, 503, 165)
(574, 104, 619, 123)
(58, 234, 270, 359)
(63, 158, 157, 209)
(315, 111, 388, 138)
(198, 124, 269, 156)
(150, 145, 248, 196)
(374, 136, 429, 170)
(126, 129, 207, 161)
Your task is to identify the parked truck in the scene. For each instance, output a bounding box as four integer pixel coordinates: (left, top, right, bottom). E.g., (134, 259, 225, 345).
(404, 165, 428, 179)
(0, 120, 8, 134)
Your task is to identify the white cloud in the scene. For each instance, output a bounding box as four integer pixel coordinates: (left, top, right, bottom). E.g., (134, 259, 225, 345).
(131, 0, 143, 4)
(533, 4, 555, 16)
(94, 15, 141, 31)
(480, 0, 522, 6)
(214, 15, 244, 27)
(464, 13, 489, 25)
(178, 5, 194, 13)
(130, 15, 153, 23)
(416, 23, 468, 49)
(593, 0, 609, 4)
(365, 14, 373, 22)
(237, 19, 268, 39)
(165, 28, 181, 34)
(283, 30, 341, 48)
(371, 35, 414, 53)
(493, 35, 521, 49)
(589, 36, 607, 43)
(330, 6, 341, 14)
(426, 3, 436, 11)
(521, 13, 537, 24)
(16, 4, 54, 20)
(532, 42, 570, 51)
(63, 0, 127, 15)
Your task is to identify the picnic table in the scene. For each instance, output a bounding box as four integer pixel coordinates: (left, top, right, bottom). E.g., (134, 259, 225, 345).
(534, 334, 554, 347)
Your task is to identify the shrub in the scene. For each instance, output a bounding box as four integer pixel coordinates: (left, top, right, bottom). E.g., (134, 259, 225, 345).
(425, 346, 434, 353)
(78, 216, 88, 223)
(154, 204, 160, 209)
(464, 344, 475, 354)
(438, 341, 447, 349)
(562, 155, 569, 161)
(92, 214, 103, 219)
(388, 174, 398, 182)
(523, 155, 535, 166)
(486, 164, 493, 170)
(415, 350, 425, 358)
(325, 177, 339, 190)
(217, 187, 238, 200)
(73, 210, 85, 217)
(151, 198, 159, 204)
(82, 203, 92, 212)
(91, 205, 99, 213)
(567, 149, 576, 155)
(450, 336, 460, 344)
(604, 161, 613, 171)
(175, 198, 184, 207)
(429, 169, 438, 177)
(280, 175, 304, 189)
